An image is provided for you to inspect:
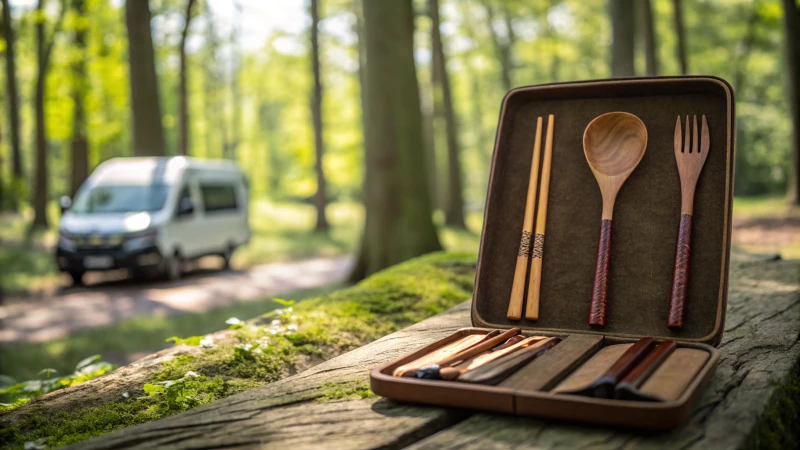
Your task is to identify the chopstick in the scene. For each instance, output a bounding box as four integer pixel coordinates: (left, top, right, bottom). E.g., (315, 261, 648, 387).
(439, 335, 546, 380)
(526, 114, 555, 320)
(416, 328, 521, 379)
(507, 118, 544, 320)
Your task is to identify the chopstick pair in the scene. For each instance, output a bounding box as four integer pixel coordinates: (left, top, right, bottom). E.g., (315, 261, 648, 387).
(556, 337, 676, 400)
(507, 114, 556, 321)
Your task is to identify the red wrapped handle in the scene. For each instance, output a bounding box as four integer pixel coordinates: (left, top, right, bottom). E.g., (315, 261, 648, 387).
(668, 214, 693, 328)
(589, 219, 612, 327)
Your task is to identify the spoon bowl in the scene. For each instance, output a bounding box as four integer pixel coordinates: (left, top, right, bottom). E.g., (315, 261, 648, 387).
(584, 112, 648, 178)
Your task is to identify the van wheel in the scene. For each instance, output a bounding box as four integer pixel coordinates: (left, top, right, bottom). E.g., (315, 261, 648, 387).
(162, 254, 183, 281)
(69, 271, 85, 286)
(221, 245, 236, 270)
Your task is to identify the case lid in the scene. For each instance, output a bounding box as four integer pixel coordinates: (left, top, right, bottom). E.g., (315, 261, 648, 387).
(471, 76, 734, 346)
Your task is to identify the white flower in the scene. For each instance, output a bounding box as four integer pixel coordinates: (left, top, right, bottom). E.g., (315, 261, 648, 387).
(24, 440, 47, 450)
(290, 315, 298, 321)
(200, 336, 215, 348)
(225, 317, 242, 326)
(274, 309, 283, 316)
(253, 348, 263, 355)
(236, 343, 254, 351)
(122, 392, 130, 399)
(270, 329, 279, 335)
(184, 371, 200, 378)
(287, 307, 293, 313)
(287, 324, 298, 332)
(271, 319, 281, 326)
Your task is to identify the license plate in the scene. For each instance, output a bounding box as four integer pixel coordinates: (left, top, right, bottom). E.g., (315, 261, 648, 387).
(83, 256, 113, 269)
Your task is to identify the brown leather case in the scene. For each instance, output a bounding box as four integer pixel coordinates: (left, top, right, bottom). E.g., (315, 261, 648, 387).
(370, 76, 734, 430)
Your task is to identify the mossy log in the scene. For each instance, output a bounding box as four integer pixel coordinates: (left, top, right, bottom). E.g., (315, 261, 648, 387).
(66, 252, 799, 450)
(0, 253, 477, 449)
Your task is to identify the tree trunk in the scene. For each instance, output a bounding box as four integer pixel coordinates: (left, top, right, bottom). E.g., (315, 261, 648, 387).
(125, 0, 165, 156)
(482, 1, 512, 91)
(349, 0, 442, 281)
(610, 0, 635, 77)
(641, 0, 659, 76)
(69, 0, 89, 197)
(177, 0, 196, 157)
(672, 0, 689, 74)
(783, 0, 800, 205)
(32, 0, 65, 230)
(430, 0, 466, 229)
(227, 1, 242, 160)
(1, 0, 22, 210)
(310, 0, 329, 232)
(732, 4, 761, 98)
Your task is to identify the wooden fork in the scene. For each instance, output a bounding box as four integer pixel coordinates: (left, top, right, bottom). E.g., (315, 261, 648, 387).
(668, 115, 710, 328)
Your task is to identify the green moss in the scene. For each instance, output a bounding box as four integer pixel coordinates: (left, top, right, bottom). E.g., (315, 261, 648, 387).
(0, 252, 476, 449)
(317, 381, 374, 402)
(744, 368, 800, 450)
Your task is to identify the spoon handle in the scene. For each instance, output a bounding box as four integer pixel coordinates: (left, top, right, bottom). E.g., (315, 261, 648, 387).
(589, 219, 612, 327)
(667, 214, 693, 328)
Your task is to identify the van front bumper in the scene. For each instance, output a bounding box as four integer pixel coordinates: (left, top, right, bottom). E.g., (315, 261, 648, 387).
(55, 246, 163, 272)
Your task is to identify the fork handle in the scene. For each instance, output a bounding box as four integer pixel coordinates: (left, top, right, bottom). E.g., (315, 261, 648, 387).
(589, 219, 612, 327)
(668, 214, 693, 328)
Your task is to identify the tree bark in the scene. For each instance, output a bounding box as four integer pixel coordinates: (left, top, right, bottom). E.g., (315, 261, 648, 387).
(177, 0, 197, 156)
(32, 0, 66, 230)
(310, 0, 329, 232)
(227, 1, 242, 160)
(125, 0, 165, 156)
(672, 0, 689, 74)
(783, 0, 800, 205)
(609, 0, 635, 77)
(69, 0, 89, 197)
(641, 0, 659, 76)
(349, 0, 442, 281)
(482, 1, 513, 91)
(430, 0, 466, 229)
(1, 0, 22, 210)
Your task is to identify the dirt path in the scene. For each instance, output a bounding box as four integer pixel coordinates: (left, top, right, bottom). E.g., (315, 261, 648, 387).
(0, 256, 353, 343)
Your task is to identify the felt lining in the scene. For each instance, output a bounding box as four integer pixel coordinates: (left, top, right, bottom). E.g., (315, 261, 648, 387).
(471, 77, 733, 345)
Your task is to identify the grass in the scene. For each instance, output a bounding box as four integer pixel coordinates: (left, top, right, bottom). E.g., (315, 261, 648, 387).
(0, 252, 477, 449)
(732, 196, 800, 218)
(732, 196, 800, 260)
(0, 283, 340, 382)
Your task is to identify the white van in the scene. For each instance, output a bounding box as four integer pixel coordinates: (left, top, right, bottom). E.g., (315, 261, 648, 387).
(56, 157, 251, 285)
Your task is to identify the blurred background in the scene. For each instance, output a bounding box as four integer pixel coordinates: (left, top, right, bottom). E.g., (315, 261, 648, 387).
(0, 0, 798, 381)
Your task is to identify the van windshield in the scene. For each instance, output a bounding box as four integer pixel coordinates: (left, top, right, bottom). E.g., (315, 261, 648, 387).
(70, 185, 170, 214)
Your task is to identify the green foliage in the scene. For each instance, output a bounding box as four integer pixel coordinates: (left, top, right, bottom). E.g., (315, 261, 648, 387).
(0, 355, 115, 410)
(165, 335, 204, 346)
(140, 372, 224, 412)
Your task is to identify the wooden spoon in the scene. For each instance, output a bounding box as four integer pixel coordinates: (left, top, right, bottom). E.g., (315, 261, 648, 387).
(583, 112, 648, 327)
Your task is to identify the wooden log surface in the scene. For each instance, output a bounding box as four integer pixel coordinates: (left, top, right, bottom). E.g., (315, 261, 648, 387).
(72, 253, 800, 450)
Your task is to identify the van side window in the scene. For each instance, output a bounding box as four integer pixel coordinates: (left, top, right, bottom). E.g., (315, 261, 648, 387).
(200, 184, 238, 212)
(176, 186, 195, 217)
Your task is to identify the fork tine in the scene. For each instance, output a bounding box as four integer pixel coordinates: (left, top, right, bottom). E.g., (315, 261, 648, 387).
(684, 116, 690, 154)
(674, 116, 683, 155)
(692, 115, 699, 154)
(701, 115, 710, 153)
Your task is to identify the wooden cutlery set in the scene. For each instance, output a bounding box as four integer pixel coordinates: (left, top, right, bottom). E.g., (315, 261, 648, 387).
(372, 77, 735, 430)
(508, 111, 711, 328)
(388, 328, 708, 404)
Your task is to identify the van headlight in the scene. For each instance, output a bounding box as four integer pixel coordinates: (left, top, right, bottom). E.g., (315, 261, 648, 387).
(123, 229, 158, 252)
(58, 231, 77, 251)
(123, 212, 151, 232)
